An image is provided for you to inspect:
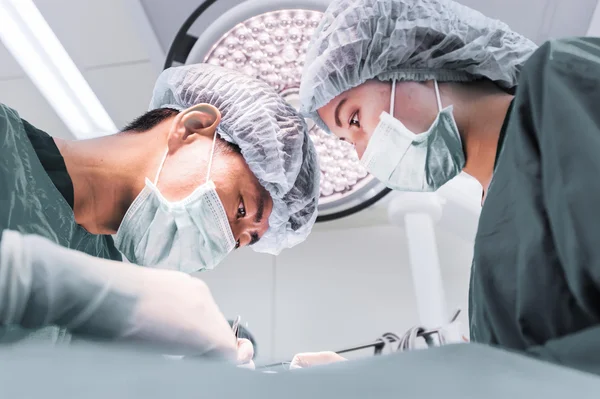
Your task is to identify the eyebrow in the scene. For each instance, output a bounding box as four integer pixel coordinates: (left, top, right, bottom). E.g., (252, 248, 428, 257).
(254, 190, 266, 224)
(334, 98, 347, 128)
(249, 187, 268, 246)
(250, 232, 260, 246)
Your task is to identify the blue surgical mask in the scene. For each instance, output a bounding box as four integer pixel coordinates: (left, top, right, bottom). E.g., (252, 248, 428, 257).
(360, 80, 465, 192)
(115, 130, 236, 272)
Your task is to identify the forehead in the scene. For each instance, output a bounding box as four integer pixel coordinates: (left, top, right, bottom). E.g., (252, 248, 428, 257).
(317, 94, 345, 126)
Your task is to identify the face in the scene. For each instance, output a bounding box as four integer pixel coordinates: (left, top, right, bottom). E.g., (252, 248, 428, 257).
(317, 79, 439, 158)
(157, 105, 274, 250)
(211, 147, 274, 249)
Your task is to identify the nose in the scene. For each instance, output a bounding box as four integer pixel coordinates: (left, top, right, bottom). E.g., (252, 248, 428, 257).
(231, 219, 270, 248)
(354, 139, 368, 159)
(343, 131, 369, 160)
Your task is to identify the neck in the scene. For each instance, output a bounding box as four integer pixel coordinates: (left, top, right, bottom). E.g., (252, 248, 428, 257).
(54, 131, 166, 234)
(455, 88, 513, 195)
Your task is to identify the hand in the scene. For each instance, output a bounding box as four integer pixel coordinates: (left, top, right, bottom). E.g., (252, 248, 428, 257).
(438, 319, 469, 345)
(289, 351, 347, 369)
(4, 231, 238, 360)
(123, 270, 238, 359)
(236, 338, 255, 369)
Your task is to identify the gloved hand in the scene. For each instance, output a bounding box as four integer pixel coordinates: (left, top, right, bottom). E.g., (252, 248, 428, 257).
(437, 319, 469, 345)
(237, 338, 255, 369)
(289, 351, 347, 369)
(0, 230, 236, 360)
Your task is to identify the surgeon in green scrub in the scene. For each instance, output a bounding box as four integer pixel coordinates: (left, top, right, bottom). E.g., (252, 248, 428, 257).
(0, 63, 319, 358)
(297, 0, 600, 375)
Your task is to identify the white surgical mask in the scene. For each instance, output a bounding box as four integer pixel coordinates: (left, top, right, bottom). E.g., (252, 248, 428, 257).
(360, 80, 465, 192)
(115, 130, 236, 272)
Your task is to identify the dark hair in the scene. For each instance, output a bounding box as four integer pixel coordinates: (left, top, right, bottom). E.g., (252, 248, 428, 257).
(122, 107, 242, 155)
(122, 108, 180, 132)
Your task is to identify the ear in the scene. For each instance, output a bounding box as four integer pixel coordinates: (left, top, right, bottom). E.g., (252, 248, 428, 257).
(167, 104, 222, 151)
(182, 104, 222, 137)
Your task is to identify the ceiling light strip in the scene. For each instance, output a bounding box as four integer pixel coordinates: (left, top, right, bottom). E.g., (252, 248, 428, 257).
(0, 0, 117, 139)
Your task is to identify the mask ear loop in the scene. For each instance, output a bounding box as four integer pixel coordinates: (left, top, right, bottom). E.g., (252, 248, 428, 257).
(153, 150, 169, 186)
(154, 124, 220, 186)
(433, 80, 443, 112)
(205, 126, 236, 249)
(205, 129, 218, 182)
(390, 79, 397, 117)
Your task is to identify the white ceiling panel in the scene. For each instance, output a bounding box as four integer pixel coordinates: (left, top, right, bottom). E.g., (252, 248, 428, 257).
(272, 225, 418, 360)
(0, 42, 24, 80)
(139, 0, 201, 53)
(83, 61, 158, 130)
(458, 0, 551, 40)
(544, 0, 598, 39)
(0, 77, 72, 139)
(32, 0, 150, 70)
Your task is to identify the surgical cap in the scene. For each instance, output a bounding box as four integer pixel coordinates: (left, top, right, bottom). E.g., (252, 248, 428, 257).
(149, 64, 320, 255)
(299, 0, 538, 131)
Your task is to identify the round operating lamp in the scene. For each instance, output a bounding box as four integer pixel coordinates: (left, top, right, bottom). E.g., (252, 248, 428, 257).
(164, 0, 391, 222)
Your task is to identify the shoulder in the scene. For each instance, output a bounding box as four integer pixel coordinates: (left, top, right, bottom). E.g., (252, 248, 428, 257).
(0, 104, 26, 142)
(0, 103, 22, 123)
(521, 37, 600, 81)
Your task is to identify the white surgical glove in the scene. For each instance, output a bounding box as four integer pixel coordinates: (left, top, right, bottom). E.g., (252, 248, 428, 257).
(289, 351, 347, 370)
(0, 230, 236, 360)
(438, 320, 469, 345)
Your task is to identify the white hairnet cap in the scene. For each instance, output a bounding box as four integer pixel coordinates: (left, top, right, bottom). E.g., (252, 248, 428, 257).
(149, 64, 320, 255)
(299, 0, 538, 131)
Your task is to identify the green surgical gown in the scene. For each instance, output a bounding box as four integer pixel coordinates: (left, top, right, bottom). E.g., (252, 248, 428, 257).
(0, 104, 121, 344)
(470, 37, 600, 376)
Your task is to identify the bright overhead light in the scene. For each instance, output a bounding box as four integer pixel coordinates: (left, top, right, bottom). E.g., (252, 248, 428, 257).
(204, 10, 371, 201)
(0, 0, 117, 139)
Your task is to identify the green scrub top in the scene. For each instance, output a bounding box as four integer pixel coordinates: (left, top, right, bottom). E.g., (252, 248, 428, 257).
(0, 104, 122, 344)
(470, 37, 600, 376)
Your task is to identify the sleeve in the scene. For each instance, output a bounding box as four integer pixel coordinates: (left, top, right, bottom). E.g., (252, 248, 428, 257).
(513, 37, 600, 375)
(0, 229, 136, 335)
(0, 229, 238, 359)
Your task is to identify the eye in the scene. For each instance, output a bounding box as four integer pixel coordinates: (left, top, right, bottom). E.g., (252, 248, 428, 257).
(349, 111, 360, 128)
(237, 199, 246, 219)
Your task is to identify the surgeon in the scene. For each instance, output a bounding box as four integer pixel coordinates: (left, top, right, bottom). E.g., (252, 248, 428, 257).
(296, 0, 600, 375)
(0, 63, 319, 357)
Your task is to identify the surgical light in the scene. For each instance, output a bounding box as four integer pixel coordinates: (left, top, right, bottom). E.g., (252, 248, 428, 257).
(0, 0, 116, 139)
(203, 10, 370, 199)
(164, 0, 391, 221)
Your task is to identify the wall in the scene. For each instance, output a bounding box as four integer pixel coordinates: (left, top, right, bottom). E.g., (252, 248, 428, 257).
(197, 216, 475, 364)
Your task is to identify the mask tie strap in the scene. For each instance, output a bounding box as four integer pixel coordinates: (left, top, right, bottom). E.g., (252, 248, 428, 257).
(433, 80, 443, 112)
(153, 149, 169, 186)
(205, 129, 218, 181)
(390, 79, 397, 116)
